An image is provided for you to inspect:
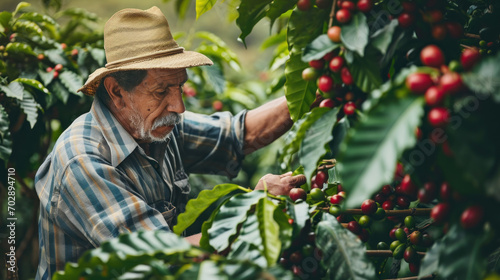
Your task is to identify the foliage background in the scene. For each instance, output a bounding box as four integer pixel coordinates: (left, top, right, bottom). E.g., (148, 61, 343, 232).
(0, 0, 285, 279)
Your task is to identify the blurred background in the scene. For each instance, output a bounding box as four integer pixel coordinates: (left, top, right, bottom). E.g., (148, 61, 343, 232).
(0, 0, 288, 278)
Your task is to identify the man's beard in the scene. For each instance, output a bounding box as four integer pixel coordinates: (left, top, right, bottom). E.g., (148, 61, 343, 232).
(129, 107, 181, 142)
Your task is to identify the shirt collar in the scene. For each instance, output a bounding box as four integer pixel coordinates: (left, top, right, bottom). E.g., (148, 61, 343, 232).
(90, 97, 139, 167)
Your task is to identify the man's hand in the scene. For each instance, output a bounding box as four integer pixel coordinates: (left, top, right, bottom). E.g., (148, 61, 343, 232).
(255, 172, 307, 196)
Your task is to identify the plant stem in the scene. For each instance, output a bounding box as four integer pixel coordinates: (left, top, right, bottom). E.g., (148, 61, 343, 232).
(365, 250, 426, 258)
(329, 0, 338, 28)
(464, 33, 480, 39)
(383, 275, 435, 280)
(324, 208, 432, 216)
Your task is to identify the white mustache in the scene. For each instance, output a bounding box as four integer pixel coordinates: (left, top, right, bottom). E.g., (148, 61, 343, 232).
(152, 113, 181, 130)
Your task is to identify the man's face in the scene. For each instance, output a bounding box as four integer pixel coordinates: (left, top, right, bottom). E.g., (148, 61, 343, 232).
(123, 68, 187, 143)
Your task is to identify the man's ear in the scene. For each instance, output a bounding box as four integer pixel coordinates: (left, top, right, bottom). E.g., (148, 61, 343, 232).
(103, 76, 126, 109)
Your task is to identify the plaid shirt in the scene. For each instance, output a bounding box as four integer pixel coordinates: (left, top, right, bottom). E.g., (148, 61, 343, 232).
(35, 97, 246, 279)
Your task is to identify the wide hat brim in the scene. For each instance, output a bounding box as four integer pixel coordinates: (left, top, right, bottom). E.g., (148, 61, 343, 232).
(79, 50, 212, 96)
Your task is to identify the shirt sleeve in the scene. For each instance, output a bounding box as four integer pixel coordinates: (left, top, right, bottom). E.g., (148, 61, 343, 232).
(52, 155, 171, 248)
(176, 110, 247, 179)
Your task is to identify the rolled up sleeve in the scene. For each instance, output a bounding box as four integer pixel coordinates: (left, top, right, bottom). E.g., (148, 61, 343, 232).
(177, 110, 247, 178)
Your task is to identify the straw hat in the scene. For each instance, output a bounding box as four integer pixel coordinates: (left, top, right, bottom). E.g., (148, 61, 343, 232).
(78, 6, 213, 96)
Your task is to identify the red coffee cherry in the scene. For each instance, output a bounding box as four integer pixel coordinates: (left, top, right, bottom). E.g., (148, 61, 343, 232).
(347, 221, 362, 234)
(425, 86, 446, 106)
(460, 205, 485, 230)
(431, 202, 450, 225)
(327, 26, 342, 43)
(343, 101, 356, 116)
(406, 73, 434, 94)
(398, 12, 415, 28)
(319, 98, 336, 108)
(356, 0, 373, 12)
(439, 72, 464, 95)
(361, 199, 377, 215)
(309, 59, 324, 69)
(336, 9, 352, 24)
(420, 45, 445, 68)
(428, 107, 450, 127)
(461, 48, 481, 71)
(315, 170, 328, 186)
(341, 67, 354, 85)
(297, 0, 312, 11)
(329, 56, 345, 72)
(318, 75, 334, 93)
(289, 188, 307, 202)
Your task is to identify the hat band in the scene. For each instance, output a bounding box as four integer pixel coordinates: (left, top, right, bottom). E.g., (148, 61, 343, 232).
(105, 47, 185, 69)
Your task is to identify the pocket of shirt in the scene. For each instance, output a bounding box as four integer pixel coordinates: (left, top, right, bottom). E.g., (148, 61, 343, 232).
(173, 170, 190, 194)
(161, 203, 177, 229)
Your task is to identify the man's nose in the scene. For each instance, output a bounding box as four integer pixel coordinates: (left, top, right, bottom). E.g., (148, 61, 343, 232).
(167, 88, 186, 114)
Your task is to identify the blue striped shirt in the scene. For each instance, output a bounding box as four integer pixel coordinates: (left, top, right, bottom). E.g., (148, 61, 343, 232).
(35, 97, 246, 279)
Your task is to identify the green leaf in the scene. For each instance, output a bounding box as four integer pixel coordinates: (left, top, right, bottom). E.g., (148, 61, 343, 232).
(5, 42, 36, 57)
(0, 81, 24, 100)
(280, 107, 331, 169)
(59, 71, 84, 94)
(18, 12, 57, 26)
(273, 203, 293, 250)
(0, 12, 13, 30)
(174, 0, 190, 18)
(327, 166, 341, 184)
(462, 52, 500, 103)
(444, 97, 500, 193)
(302, 34, 341, 62)
(285, 8, 327, 122)
(207, 191, 267, 252)
(338, 95, 425, 208)
(349, 51, 383, 93)
(202, 63, 225, 94)
(329, 116, 350, 157)
(286, 199, 310, 232)
(370, 19, 398, 55)
(236, 0, 273, 46)
(266, 0, 296, 28)
(269, 42, 289, 71)
(256, 197, 281, 266)
(195, 31, 241, 71)
(229, 212, 266, 263)
(45, 49, 67, 65)
(19, 91, 39, 129)
(53, 231, 193, 280)
(299, 107, 339, 183)
(14, 78, 50, 95)
(419, 225, 489, 280)
(316, 214, 376, 280)
(13, 20, 43, 37)
(57, 7, 98, 20)
(261, 28, 287, 50)
(0, 105, 12, 163)
(174, 184, 249, 235)
(196, 0, 217, 19)
(50, 80, 71, 104)
(13, 2, 31, 16)
(90, 48, 106, 66)
(341, 12, 369, 56)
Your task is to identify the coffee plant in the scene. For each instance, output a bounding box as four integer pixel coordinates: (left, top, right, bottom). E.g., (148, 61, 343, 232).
(7, 0, 500, 279)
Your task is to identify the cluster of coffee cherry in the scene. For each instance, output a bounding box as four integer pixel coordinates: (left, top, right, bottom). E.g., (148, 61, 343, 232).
(396, 0, 464, 43)
(278, 221, 326, 278)
(406, 44, 481, 128)
(301, 0, 377, 118)
(382, 216, 434, 275)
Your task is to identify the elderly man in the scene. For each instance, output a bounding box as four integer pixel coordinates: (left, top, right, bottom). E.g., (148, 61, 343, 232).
(35, 6, 304, 280)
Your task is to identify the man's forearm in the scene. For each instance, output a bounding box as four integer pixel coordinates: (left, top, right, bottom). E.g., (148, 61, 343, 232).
(243, 96, 293, 154)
